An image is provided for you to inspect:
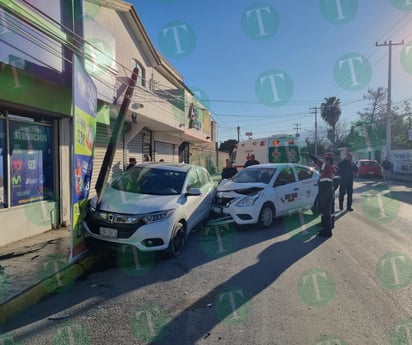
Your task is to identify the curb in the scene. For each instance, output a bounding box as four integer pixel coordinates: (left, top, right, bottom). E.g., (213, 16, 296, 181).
(0, 251, 106, 325)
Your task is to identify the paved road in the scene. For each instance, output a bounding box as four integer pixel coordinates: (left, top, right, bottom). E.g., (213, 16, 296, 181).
(1, 180, 412, 345)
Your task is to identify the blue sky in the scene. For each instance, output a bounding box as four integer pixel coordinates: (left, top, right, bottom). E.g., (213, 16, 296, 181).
(130, 0, 412, 143)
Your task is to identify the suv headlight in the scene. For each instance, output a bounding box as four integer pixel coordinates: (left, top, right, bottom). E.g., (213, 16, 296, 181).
(89, 198, 97, 211)
(143, 209, 175, 223)
(235, 192, 263, 207)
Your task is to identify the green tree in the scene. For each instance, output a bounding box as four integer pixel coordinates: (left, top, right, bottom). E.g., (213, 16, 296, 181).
(347, 89, 412, 151)
(351, 88, 386, 150)
(392, 100, 412, 149)
(320, 96, 342, 148)
(219, 139, 237, 153)
(346, 119, 385, 151)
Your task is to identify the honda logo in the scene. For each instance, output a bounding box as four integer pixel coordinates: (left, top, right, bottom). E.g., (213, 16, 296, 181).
(107, 214, 115, 223)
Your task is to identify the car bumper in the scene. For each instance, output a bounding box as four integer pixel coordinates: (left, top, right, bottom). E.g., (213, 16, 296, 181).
(211, 204, 260, 225)
(82, 219, 173, 252)
(359, 171, 382, 178)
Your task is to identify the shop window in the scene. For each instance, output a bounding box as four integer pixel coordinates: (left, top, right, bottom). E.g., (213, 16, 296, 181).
(9, 120, 54, 206)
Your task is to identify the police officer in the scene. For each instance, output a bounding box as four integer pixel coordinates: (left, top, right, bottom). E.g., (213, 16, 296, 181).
(337, 152, 357, 211)
(221, 159, 238, 179)
(308, 152, 337, 238)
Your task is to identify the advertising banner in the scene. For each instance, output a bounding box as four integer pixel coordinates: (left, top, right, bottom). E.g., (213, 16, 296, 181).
(70, 55, 97, 262)
(9, 121, 53, 206)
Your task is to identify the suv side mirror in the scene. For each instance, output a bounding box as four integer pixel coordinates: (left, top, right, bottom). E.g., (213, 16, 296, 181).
(187, 187, 202, 196)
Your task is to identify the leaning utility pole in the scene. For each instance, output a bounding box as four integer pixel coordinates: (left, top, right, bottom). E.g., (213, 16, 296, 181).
(310, 106, 319, 156)
(376, 40, 404, 159)
(95, 68, 139, 209)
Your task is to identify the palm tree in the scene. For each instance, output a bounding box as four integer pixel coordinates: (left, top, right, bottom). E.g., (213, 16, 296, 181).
(320, 96, 342, 148)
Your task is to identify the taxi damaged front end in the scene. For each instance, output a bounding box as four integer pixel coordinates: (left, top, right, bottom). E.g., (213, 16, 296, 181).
(212, 186, 266, 225)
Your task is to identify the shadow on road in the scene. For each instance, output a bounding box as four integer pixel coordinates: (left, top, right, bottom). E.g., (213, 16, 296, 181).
(147, 221, 324, 344)
(1, 211, 326, 344)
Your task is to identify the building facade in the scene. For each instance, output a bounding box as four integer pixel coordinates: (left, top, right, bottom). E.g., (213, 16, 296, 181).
(0, 0, 215, 247)
(83, 0, 216, 197)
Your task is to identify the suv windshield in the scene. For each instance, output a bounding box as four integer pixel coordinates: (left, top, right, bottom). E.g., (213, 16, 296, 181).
(111, 167, 186, 195)
(232, 168, 276, 184)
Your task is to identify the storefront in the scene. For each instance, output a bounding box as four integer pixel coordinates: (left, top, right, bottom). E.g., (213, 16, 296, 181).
(0, 107, 69, 246)
(0, 0, 75, 246)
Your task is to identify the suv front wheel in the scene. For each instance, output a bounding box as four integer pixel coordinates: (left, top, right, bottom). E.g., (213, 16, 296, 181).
(166, 222, 185, 257)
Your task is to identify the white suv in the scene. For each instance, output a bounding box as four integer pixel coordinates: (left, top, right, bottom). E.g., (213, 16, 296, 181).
(83, 163, 215, 256)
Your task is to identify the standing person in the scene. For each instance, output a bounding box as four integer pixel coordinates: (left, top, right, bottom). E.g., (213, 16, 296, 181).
(126, 157, 136, 170)
(381, 157, 392, 184)
(221, 159, 238, 179)
(337, 153, 358, 211)
(244, 154, 260, 168)
(331, 171, 341, 228)
(308, 152, 337, 238)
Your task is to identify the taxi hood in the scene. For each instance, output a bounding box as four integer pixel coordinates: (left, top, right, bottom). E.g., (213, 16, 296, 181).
(217, 179, 265, 195)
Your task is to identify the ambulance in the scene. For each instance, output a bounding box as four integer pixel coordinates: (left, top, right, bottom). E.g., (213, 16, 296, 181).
(231, 135, 302, 168)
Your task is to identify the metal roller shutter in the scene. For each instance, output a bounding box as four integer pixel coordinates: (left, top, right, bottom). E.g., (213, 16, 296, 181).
(154, 141, 174, 163)
(90, 123, 124, 198)
(128, 132, 144, 163)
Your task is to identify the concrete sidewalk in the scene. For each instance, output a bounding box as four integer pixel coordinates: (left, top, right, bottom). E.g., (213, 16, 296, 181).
(0, 227, 106, 325)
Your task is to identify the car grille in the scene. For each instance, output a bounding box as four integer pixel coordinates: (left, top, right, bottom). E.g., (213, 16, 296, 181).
(214, 196, 234, 207)
(84, 212, 145, 239)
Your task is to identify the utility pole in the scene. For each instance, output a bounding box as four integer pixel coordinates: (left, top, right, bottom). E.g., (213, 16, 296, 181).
(293, 123, 301, 137)
(310, 106, 318, 156)
(237, 126, 240, 143)
(376, 40, 404, 159)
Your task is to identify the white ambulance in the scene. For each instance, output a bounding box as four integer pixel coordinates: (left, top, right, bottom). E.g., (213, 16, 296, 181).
(231, 135, 302, 169)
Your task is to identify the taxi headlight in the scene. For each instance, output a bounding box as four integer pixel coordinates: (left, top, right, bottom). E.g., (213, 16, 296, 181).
(235, 193, 262, 207)
(143, 210, 175, 223)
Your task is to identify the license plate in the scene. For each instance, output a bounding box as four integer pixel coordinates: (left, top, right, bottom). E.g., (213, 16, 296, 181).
(369, 171, 374, 174)
(212, 206, 223, 214)
(99, 227, 118, 239)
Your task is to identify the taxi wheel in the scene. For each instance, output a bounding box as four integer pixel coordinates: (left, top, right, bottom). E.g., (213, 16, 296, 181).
(167, 222, 185, 257)
(258, 202, 275, 228)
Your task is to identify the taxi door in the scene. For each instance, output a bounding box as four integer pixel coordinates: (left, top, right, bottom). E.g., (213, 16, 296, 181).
(294, 165, 318, 209)
(272, 167, 301, 215)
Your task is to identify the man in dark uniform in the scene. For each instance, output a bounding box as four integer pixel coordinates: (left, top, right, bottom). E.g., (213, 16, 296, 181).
(331, 171, 341, 229)
(221, 159, 238, 179)
(308, 152, 337, 238)
(244, 154, 260, 167)
(337, 152, 357, 211)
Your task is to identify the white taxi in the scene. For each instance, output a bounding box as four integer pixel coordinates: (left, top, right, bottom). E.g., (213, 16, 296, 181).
(212, 163, 319, 227)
